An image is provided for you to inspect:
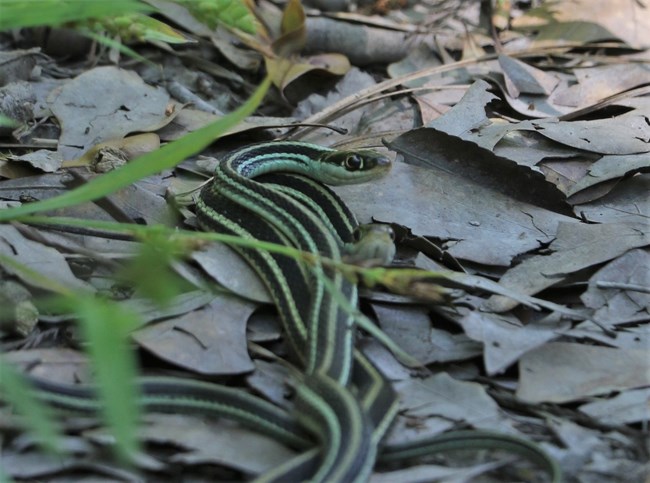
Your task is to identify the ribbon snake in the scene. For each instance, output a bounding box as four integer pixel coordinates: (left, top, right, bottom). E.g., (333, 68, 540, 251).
(28, 141, 561, 482)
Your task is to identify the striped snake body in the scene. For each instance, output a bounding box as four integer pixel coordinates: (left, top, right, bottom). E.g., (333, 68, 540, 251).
(196, 141, 393, 481)
(25, 141, 561, 483)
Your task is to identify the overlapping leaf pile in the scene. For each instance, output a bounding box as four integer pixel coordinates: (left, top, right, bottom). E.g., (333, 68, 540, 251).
(0, 0, 648, 481)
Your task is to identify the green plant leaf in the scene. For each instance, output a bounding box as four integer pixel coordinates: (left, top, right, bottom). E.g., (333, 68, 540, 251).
(0, 76, 271, 222)
(84, 13, 194, 45)
(273, 0, 306, 57)
(179, 0, 257, 34)
(136, 14, 195, 43)
(0, 114, 19, 128)
(281, 0, 305, 35)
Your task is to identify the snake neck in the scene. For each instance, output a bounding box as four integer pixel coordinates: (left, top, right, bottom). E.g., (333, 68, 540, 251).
(206, 143, 358, 383)
(226, 141, 333, 179)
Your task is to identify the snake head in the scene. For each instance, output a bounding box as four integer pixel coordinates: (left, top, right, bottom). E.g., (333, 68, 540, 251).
(314, 149, 392, 185)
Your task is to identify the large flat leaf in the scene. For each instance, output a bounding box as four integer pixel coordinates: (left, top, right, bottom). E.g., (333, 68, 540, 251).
(373, 303, 482, 364)
(48, 66, 172, 160)
(335, 161, 573, 265)
(140, 414, 295, 475)
(458, 310, 570, 375)
(486, 221, 650, 312)
(0, 225, 93, 292)
(517, 342, 650, 403)
(574, 174, 650, 224)
(532, 113, 650, 156)
(395, 372, 514, 432)
(132, 296, 256, 375)
(389, 127, 571, 215)
(579, 388, 650, 425)
(580, 248, 650, 323)
(567, 153, 650, 198)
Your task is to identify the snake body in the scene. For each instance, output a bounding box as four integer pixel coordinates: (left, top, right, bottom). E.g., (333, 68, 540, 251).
(25, 141, 562, 482)
(196, 141, 392, 481)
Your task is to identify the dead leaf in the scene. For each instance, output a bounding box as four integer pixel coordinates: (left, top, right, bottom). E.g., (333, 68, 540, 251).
(246, 359, 292, 408)
(498, 54, 559, 97)
(133, 296, 256, 375)
(0, 450, 87, 480)
(8, 149, 63, 172)
(48, 66, 171, 160)
(6, 348, 91, 384)
(293, 67, 377, 143)
(458, 310, 570, 375)
(266, 53, 351, 95)
(532, 114, 650, 156)
(0, 48, 40, 86)
(553, 63, 650, 108)
(579, 388, 650, 425)
(335, 159, 573, 266)
(551, 0, 650, 49)
(65, 133, 161, 168)
(580, 248, 650, 323)
(533, 21, 623, 47)
(0, 225, 94, 293)
(272, 0, 306, 57)
(396, 372, 515, 432)
(104, 179, 177, 226)
(517, 342, 650, 403)
(360, 338, 412, 383)
(485, 221, 650, 313)
(373, 303, 482, 364)
(123, 290, 215, 327)
(425, 80, 497, 138)
(546, 418, 606, 469)
(567, 153, 650, 199)
(421, 80, 596, 173)
(387, 44, 443, 88)
(156, 107, 292, 141)
(140, 414, 296, 476)
(390, 128, 571, 215)
(494, 72, 575, 118)
(540, 157, 598, 198)
(490, 72, 576, 122)
(566, 323, 648, 350)
(191, 243, 270, 304)
(574, 174, 650, 224)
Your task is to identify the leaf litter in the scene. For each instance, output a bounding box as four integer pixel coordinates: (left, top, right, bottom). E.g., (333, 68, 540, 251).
(0, 0, 648, 481)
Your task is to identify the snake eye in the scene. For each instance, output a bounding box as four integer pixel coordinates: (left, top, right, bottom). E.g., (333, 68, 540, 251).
(344, 154, 363, 171)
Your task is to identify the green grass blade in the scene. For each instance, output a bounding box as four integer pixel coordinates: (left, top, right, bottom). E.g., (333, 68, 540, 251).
(0, 356, 63, 455)
(62, 294, 144, 463)
(14, 215, 307, 261)
(81, 29, 156, 66)
(0, 466, 14, 483)
(0, 76, 271, 222)
(0, 0, 152, 31)
(0, 253, 72, 295)
(0, 253, 145, 463)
